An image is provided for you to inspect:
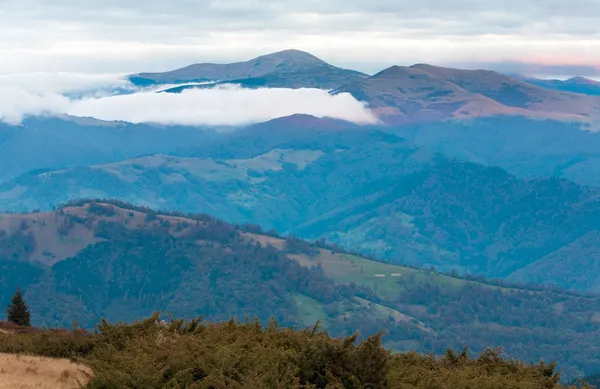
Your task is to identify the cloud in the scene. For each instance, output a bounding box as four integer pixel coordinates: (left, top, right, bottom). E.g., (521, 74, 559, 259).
(3, 0, 600, 74)
(0, 72, 133, 124)
(0, 86, 69, 125)
(66, 85, 378, 126)
(0, 74, 377, 126)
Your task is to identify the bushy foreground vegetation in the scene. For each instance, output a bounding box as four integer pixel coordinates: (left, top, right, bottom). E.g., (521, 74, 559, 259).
(0, 315, 588, 389)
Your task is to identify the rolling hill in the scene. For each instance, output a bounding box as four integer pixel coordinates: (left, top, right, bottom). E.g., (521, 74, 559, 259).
(0, 116, 217, 184)
(2, 126, 600, 294)
(388, 116, 600, 187)
(2, 200, 600, 379)
(130, 49, 368, 90)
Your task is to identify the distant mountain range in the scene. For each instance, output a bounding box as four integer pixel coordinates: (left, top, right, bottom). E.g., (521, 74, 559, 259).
(334, 64, 600, 125)
(0, 116, 217, 183)
(2, 200, 600, 380)
(515, 75, 600, 96)
(4, 51, 600, 297)
(2, 117, 600, 293)
(128, 49, 600, 126)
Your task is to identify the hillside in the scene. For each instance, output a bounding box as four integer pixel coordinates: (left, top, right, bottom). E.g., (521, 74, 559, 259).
(390, 116, 600, 187)
(3, 126, 600, 293)
(334, 64, 600, 125)
(332, 65, 529, 124)
(0, 116, 216, 184)
(2, 200, 600, 379)
(130, 49, 368, 90)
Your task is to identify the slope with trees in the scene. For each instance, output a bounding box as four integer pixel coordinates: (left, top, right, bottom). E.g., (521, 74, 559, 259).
(2, 126, 600, 291)
(1, 201, 600, 379)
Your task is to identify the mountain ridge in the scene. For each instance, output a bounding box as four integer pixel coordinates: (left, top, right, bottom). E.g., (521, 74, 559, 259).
(335, 63, 600, 125)
(517, 75, 600, 96)
(130, 49, 368, 90)
(129, 49, 600, 125)
(3, 127, 600, 293)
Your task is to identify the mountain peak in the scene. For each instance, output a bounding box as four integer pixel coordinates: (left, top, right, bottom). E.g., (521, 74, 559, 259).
(130, 49, 363, 88)
(253, 49, 325, 64)
(566, 76, 600, 85)
(373, 65, 425, 78)
(253, 114, 359, 131)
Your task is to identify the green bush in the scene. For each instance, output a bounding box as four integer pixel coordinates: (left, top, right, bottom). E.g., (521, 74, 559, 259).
(0, 315, 585, 388)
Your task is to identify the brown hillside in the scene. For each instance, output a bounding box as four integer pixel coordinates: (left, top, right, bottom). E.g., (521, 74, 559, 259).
(335, 64, 600, 124)
(412, 64, 600, 117)
(0, 202, 253, 266)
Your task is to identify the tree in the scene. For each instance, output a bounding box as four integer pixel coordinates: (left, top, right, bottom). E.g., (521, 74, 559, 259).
(7, 288, 31, 327)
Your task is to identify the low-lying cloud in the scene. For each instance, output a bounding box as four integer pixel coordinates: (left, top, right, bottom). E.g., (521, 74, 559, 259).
(0, 74, 377, 126)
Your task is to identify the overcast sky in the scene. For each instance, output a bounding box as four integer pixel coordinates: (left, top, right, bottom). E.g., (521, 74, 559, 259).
(2, 0, 600, 75)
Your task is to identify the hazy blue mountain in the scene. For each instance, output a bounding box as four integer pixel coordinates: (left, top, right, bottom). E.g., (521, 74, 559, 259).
(390, 116, 600, 187)
(130, 49, 368, 90)
(2, 200, 600, 379)
(2, 121, 600, 292)
(517, 75, 600, 96)
(0, 116, 217, 183)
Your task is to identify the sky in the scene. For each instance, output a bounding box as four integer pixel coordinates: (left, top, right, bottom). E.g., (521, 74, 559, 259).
(2, 0, 600, 75)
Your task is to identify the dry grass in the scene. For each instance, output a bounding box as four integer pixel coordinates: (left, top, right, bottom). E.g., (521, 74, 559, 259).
(242, 232, 286, 249)
(0, 353, 91, 389)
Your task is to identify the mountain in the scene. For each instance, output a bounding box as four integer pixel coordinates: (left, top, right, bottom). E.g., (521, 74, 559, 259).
(2, 200, 600, 379)
(518, 75, 600, 96)
(0, 116, 217, 183)
(332, 65, 529, 124)
(130, 49, 368, 90)
(334, 64, 600, 125)
(3, 125, 600, 293)
(411, 64, 599, 115)
(389, 116, 600, 187)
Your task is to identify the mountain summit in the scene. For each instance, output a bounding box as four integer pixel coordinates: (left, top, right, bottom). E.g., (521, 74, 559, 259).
(130, 49, 367, 89)
(332, 65, 526, 124)
(334, 63, 600, 124)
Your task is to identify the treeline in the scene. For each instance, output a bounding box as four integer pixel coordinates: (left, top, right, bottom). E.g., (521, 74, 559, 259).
(0, 314, 581, 389)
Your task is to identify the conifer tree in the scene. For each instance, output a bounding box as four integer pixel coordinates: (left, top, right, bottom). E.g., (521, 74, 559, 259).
(6, 288, 31, 327)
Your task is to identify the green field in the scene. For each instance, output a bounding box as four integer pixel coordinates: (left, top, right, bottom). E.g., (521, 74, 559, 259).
(292, 294, 328, 327)
(289, 249, 507, 300)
